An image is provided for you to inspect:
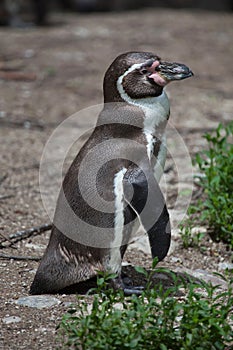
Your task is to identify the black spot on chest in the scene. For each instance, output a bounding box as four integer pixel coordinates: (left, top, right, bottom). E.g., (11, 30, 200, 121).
(153, 137, 162, 156)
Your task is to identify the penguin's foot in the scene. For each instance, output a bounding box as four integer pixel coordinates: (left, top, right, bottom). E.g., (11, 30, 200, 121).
(110, 275, 144, 296)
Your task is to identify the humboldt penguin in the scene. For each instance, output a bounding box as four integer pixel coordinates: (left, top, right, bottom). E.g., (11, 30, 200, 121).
(30, 51, 193, 294)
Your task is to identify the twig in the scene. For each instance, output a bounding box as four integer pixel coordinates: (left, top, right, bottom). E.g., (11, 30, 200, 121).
(0, 174, 8, 186)
(0, 119, 45, 131)
(192, 188, 204, 200)
(193, 179, 204, 188)
(0, 71, 37, 81)
(0, 253, 41, 261)
(0, 232, 17, 248)
(9, 223, 52, 243)
(0, 194, 15, 200)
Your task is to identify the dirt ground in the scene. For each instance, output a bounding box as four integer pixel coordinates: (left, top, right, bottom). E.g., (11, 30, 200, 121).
(0, 8, 233, 349)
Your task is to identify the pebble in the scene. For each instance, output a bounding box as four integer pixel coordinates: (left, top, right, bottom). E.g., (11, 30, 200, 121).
(62, 301, 73, 307)
(74, 27, 90, 38)
(218, 262, 233, 271)
(25, 243, 46, 251)
(2, 316, 21, 324)
(191, 226, 207, 234)
(0, 111, 6, 118)
(171, 228, 180, 239)
(170, 256, 183, 264)
(15, 295, 61, 309)
(24, 49, 35, 59)
(173, 267, 228, 288)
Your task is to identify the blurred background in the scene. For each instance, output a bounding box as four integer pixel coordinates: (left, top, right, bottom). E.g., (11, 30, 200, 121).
(0, 0, 233, 26)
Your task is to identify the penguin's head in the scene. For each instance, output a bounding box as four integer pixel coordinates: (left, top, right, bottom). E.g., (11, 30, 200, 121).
(103, 51, 193, 102)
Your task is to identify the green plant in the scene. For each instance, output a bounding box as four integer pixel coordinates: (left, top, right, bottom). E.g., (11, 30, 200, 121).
(179, 217, 205, 249)
(58, 268, 233, 350)
(180, 121, 233, 249)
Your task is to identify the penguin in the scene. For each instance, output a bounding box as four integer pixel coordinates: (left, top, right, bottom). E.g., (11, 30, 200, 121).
(30, 51, 193, 295)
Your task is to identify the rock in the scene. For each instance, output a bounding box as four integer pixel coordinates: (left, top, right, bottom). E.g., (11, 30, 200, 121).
(2, 316, 21, 324)
(24, 49, 35, 59)
(173, 267, 228, 288)
(0, 111, 6, 118)
(218, 262, 233, 271)
(171, 228, 181, 239)
(62, 301, 73, 307)
(170, 256, 183, 264)
(15, 296, 61, 309)
(191, 226, 207, 234)
(25, 243, 46, 251)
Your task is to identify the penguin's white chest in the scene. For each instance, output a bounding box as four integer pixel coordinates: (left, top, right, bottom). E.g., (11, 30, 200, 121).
(141, 99, 168, 160)
(117, 71, 170, 181)
(140, 93, 170, 181)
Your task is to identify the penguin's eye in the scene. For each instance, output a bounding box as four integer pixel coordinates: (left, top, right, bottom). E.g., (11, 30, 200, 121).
(141, 69, 148, 74)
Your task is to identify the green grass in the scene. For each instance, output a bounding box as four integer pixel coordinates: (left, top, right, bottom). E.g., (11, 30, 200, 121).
(58, 269, 233, 350)
(180, 121, 233, 249)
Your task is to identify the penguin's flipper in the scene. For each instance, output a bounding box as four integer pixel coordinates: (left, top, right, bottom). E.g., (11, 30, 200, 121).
(123, 164, 171, 261)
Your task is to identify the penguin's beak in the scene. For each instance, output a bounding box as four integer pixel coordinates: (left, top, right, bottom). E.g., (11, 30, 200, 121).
(157, 61, 193, 81)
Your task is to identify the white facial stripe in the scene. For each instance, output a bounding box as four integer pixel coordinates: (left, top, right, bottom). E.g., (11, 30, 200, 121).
(117, 62, 143, 93)
(117, 64, 170, 114)
(107, 167, 127, 273)
(117, 66, 170, 164)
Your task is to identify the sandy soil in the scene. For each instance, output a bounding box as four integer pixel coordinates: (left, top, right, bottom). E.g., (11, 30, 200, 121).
(0, 8, 232, 349)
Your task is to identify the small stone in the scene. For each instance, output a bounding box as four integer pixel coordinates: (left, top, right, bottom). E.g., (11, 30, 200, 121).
(87, 304, 92, 314)
(40, 327, 47, 333)
(153, 272, 170, 281)
(23, 121, 31, 129)
(2, 316, 21, 324)
(170, 256, 183, 264)
(74, 27, 90, 38)
(24, 49, 35, 58)
(25, 243, 46, 251)
(114, 302, 123, 310)
(0, 111, 6, 118)
(62, 302, 73, 307)
(218, 262, 233, 271)
(191, 227, 207, 234)
(122, 261, 131, 267)
(173, 267, 228, 288)
(15, 295, 61, 309)
(171, 228, 180, 239)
